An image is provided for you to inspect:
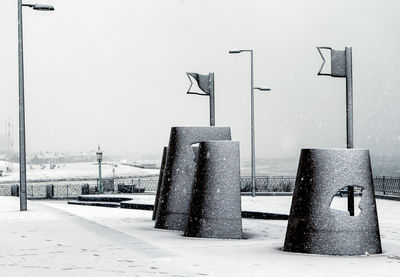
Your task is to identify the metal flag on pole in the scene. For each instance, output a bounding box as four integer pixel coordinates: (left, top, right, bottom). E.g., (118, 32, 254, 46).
(317, 46, 354, 216)
(186, 72, 215, 126)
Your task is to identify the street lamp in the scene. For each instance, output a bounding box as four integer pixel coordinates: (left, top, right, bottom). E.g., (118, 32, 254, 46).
(254, 87, 271, 92)
(18, 1, 55, 211)
(229, 49, 271, 197)
(21, 4, 55, 10)
(96, 145, 103, 194)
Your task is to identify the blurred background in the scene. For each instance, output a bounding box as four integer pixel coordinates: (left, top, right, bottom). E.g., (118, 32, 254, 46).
(0, 0, 399, 175)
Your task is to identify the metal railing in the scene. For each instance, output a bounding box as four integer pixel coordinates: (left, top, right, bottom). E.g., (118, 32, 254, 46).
(241, 176, 295, 192)
(0, 184, 12, 196)
(373, 176, 400, 196)
(116, 177, 158, 192)
(1, 175, 399, 198)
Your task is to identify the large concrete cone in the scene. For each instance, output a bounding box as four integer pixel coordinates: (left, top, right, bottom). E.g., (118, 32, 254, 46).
(155, 127, 231, 231)
(284, 148, 382, 255)
(184, 141, 242, 239)
(152, 146, 168, 221)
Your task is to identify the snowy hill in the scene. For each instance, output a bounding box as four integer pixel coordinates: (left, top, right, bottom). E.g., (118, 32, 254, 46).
(0, 161, 159, 183)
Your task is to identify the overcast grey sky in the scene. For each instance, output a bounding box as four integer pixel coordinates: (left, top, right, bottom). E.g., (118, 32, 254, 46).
(1, 0, 400, 159)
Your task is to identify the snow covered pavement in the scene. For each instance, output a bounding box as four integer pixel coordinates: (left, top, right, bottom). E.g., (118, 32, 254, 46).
(0, 196, 399, 276)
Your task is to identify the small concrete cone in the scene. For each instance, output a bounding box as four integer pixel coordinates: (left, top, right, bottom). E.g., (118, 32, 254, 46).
(284, 148, 382, 255)
(155, 127, 231, 231)
(152, 146, 168, 221)
(185, 140, 242, 239)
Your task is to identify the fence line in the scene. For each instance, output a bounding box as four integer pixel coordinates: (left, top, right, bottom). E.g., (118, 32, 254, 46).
(240, 176, 296, 192)
(373, 176, 400, 196)
(0, 175, 399, 198)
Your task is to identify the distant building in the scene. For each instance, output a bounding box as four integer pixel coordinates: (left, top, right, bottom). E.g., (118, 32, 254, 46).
(29, 151, 94, 164)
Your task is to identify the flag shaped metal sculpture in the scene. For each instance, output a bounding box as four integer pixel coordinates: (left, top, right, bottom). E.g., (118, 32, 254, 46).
(317, 46, 355, 216)
(186, 72, 215, 126)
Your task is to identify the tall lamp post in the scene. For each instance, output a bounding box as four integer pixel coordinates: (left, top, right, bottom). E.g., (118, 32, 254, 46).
(96, 145, 103, 194)
(18, 2, 54, 211)
(229, 49, 271, 197)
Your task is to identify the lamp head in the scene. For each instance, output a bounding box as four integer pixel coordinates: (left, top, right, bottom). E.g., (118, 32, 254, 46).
(229, 49, 242, 54)
(254, 87, 271, 92)
(96, 145, 103, 162)
(32, 4, 55, 11)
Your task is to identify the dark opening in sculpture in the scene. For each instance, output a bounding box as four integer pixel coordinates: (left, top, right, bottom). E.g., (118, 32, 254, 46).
(330, 186, 363, 216)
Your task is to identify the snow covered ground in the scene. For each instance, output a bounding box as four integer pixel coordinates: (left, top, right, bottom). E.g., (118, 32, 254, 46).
(0, 196, 399, 276)
(0, 161, 159, 183)
(108, 194, 293, 215)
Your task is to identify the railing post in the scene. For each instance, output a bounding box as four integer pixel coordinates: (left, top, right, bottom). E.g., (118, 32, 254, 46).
(382, 176, 386, 195)
(46, 184, 54, 199)
(397, 177, 400, 195)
